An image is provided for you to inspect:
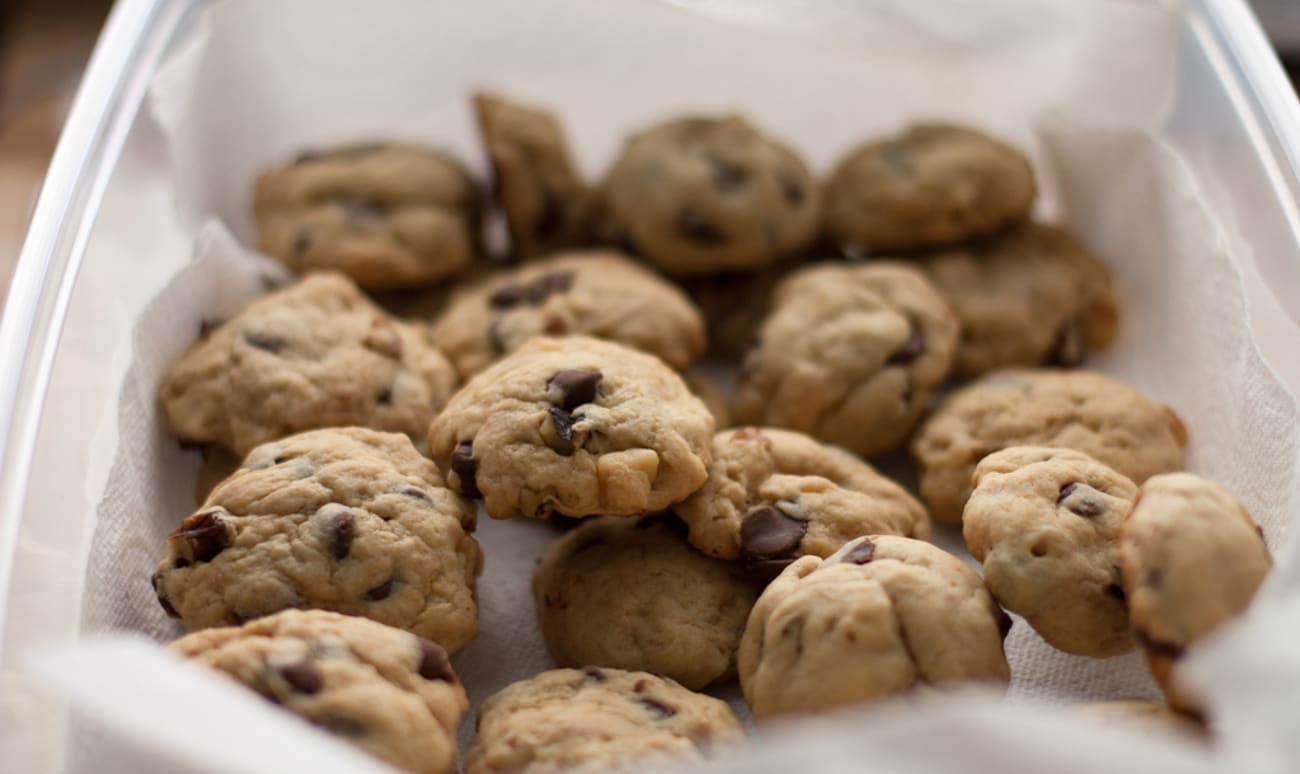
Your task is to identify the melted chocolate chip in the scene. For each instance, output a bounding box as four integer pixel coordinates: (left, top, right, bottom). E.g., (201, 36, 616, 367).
(365, 578, 395, 601)
(450, 442, 481, 499)
(676, 208, 727, 245)
(637, 697, 676, 719)
(547, 369, 602, 410)
(328, 510, 356, 561)
(583, 666, 608, 683)
(279, 659, 323, 694)
(1106, 583, 1127, 603)
(747, 557, 797, 583)
(534, 188, 566, 241)
(1058, 482, 1104, 518)
(169, 510, 229, 563)
(375, 385, 393, 405)
(417, 638, 456, 682)
(242, 332, 285, 354)
(886, 327, 925, 365)
(710, 159, 747, 193)
(841, 538, 876, 565)
(549, 407, 578, 444)
(489, 282, 526, 309)
(996, 608, 1014, 640)
(740, 505, 808, 560)
(528, 272, 575, 304)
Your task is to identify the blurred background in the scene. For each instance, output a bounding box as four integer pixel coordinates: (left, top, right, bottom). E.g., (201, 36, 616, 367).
(0, 0, 1296, 303)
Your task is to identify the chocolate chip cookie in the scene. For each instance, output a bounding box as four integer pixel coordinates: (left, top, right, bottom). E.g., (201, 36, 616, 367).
(430, 250, 705, 378)
(733, 263, 958, 459)
(738, 535, 1010, 718)
(602, 115, 820, 275)
(682, 367, 733, 428)
(254, 144, 480, 290)
(921, 223, 1119, 376)
(465, 667, 742, 774)
(153, 427, 482, 652)
(1120, 473, 1271, 711)
(824, 123, 1036, 254)
(676, 427, 930, 580)
(427, 336, 714, 519)
(680, 265, 787, 359)
(964, 446, 1138, 658)
(473, 92, 593, 259)
(159, 272, 458, 457)
(171, 609, 467, 774)
(912, 369, 1188, 525)
(533, 514, 759, 690)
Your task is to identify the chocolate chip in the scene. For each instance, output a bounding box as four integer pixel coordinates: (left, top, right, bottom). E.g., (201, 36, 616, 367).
(710, 158, 747, 193)
(1058, 482, 1104, 518)
(841, 538, 876, 565)
(740, 505, 807, 560)
(528, 272, 575, 304)
(291, 230, 312, 256)
(637, 697, 676, 719)
(489, 282, 526, 309)
(1106, 583, 1127, 603)
(547, 369, 602, 410)
(450, 442, 481, 499)
(364, 578, 395, 601)
(242, 331, 285, 354)
(583, 666, 608, 683)
(1049, 320, 1084, 367)
(169, 510, 229, 563)
(886, 327, 925, 365)
(401, 486, 431, 502)
(328, 510, 356, 561)
(279, 659, 323, 694)
(549, 407, 579, 444)
(779, 175, 805, 206)
(1056, 482, 1078, 503)
(417, 638, 456, 682)
(534, 188, 566, 241)
(996, 608, 1014, 640)
(676, 208, 727, 245)
(747, 557, 797, 583)
(151, 572, 180, 618)
(313, 715, 367, 738)
(375, 385, 393, 406)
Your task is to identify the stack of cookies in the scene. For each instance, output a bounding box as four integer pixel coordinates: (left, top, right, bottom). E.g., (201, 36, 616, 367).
(146, 93, 1271, 773)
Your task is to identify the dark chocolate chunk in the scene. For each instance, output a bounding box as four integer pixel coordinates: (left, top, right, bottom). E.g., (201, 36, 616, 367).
(375, 385, 393, 406)
(489, 282, 526, 309)
(637, 697, 677, 719)
(746, 557, 797, 584)
(1049, 320, 1084, 367)
(710, 158, 747, 193)
(417, 638, 456, 682)
(547, 368, 602, 410)
(242, 331, 286, 354)
(534, 188, 566, 241)
(1058, 482, 1104, 518)
(528, 271, 575, 304)
(996, 607, 1014, 640)
(549, 407, 578, 444)
(450, 442, 481, 499)
(841, 538, 876, 565)
(328, 510, 356, 561)
(313, 715, 367, 738)
(1106, 583, 1127, 603)
(740, 505, 807, 560)
(279, 659, 323, 694)
(169, 510, 229, 563)
(676, 208, 727, 245)
(583, 666, 608, 683)
(365, 578, 395, 601)
(886, 327, 925, 365)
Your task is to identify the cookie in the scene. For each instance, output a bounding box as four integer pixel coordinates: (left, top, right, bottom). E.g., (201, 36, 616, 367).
(682, 367, 733, 429)
(171, 609, 467, 774)
(465, 667, 743, 774)
(1074, 700, 1205, 739)
(737, 535, 1010, 718)
(921, 223, 1119, 376)
(254, 144, 480, 290)
(193, 444, 242, 505)
(602, 115, 820, 275)
(1120, 473, 1271, 710)
(680, 266, 786, 359)
(963, 446, 1138, 657)
(533, 514, 759, 690)
(676, 427, 930, 579)
(733, 263, 958, 459)
(153, 427, 483, 653)
(427, 336, 714, 519)
(824, 123, 1036, 254)
(912, 369, 1188, 525)
(430, 250, 705, 378)
(473, 92, 593, 259)
(159, 272, 458, 457)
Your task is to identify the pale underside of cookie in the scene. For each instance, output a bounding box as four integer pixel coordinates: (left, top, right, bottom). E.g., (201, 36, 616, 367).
(1120, 472, 1271, 710)
(465, 667, 743, 774)
(171, 609, 467, 774)
(602, 115, 821, 275)
(430, 250, 706, 378)
(824, 123, 1036, 254)
(738, 535, 1010, 719)
(426, 336, 715, 519)
(676, 427, 930, 576)
(734, 262, 958, 459)
(533, 514, 759, 690)
(921, 222, 1119, 376)
(911, 369, 1188, 525)
(158, 272, 459, 457)
(153, 427, 483, 653)
(254, 143, 481, 290)
(964, 446, 1138, 658)
(473, 92, 595, 259)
